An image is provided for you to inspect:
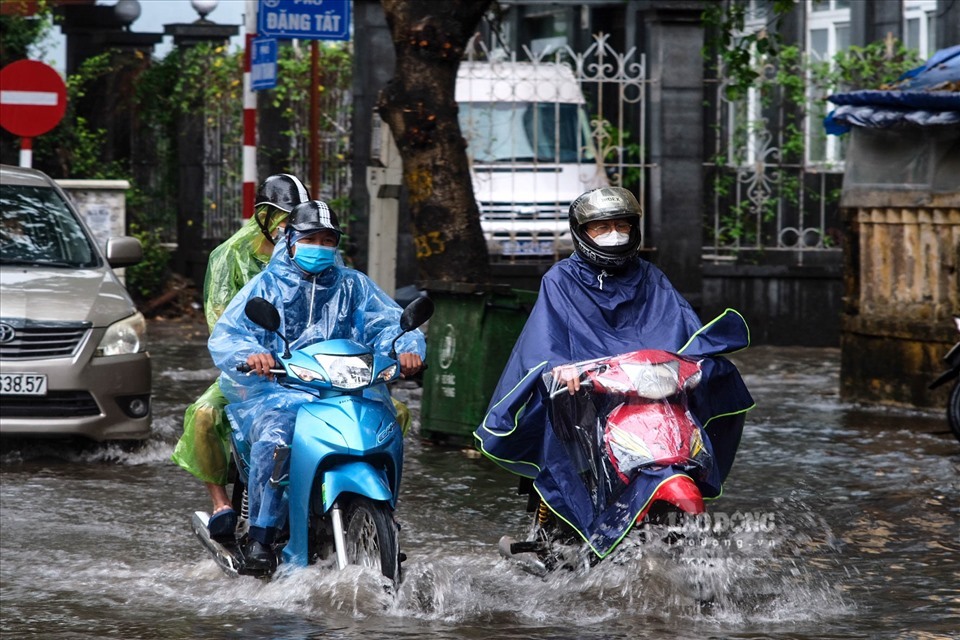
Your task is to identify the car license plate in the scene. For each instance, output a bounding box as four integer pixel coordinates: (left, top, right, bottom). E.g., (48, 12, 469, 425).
(500, 239, 555, 256)
(0, 373, 48, 396)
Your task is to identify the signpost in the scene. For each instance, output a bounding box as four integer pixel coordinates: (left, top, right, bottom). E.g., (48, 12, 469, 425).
(250, 37, 278, 91)
(0, 60, 67, 168)
(257, 0, 351, 41)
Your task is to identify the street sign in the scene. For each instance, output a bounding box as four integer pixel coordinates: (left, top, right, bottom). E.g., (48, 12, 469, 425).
(0, 59, 67, 138)
(258, 0, 351, 41)
(251, 37, 278, 91)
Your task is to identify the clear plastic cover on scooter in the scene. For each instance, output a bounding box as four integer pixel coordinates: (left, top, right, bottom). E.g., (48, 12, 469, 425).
(543, 349, 714, 526)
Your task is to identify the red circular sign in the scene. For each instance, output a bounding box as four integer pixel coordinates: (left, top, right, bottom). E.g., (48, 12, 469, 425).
(0, 60, 67, 138)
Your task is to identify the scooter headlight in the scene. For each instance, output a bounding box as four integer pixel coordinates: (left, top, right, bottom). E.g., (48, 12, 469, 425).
(289, 364, 325, 382)
(314, 353, 373, 389)
(377, 364, 398, 381)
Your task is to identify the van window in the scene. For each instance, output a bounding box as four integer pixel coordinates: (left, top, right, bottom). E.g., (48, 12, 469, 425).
(0, 185, 99, 268)
(460, 102, 596, 164)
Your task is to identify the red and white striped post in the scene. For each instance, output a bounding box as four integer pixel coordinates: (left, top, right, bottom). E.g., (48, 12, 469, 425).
(242, 0, 258, 219)
(19, 136, 33, 168)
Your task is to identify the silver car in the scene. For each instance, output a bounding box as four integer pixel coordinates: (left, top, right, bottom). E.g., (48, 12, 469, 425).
(0, 164, 151, 441)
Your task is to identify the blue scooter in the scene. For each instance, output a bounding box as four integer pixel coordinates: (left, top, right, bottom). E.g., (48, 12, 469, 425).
(192, 295, 433, 584)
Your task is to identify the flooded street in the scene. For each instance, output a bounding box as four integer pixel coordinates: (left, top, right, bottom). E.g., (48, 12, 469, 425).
(2, 318, 958, 639)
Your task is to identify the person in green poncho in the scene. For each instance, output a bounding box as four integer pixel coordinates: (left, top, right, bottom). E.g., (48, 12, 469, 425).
(172, 174, 310, 540)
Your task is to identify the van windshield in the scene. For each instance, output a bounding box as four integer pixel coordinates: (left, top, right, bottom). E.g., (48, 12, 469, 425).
(459, 102, 596, 164)
(0, 184, 99, 268)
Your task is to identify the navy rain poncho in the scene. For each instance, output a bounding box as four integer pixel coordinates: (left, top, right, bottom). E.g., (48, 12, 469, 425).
(475, 253, 754, 556)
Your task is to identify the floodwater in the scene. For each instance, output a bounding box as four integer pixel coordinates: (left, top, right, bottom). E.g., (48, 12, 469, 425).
(1, 318, 958, 639)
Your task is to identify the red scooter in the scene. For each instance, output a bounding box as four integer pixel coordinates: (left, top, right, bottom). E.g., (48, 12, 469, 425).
(499, 349, 714, 574)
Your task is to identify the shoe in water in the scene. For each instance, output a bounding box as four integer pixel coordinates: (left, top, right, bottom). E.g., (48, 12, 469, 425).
(241, 539, 277, 576)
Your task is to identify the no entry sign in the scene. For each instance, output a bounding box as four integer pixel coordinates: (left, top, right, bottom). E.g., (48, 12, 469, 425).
(0, 60, 67, 138)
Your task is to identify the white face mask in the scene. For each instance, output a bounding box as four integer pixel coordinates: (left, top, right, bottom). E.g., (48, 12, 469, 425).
(592, 230, 631, 247)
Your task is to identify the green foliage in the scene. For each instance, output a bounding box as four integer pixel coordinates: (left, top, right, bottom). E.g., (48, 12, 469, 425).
(818, 41, 922, 92)
(125, 224, 171, 302)
(268, 42, 353, 171)
(702, 0, 799, 101)
(0, 0, 53, 68)
(36, 52, 131, 179)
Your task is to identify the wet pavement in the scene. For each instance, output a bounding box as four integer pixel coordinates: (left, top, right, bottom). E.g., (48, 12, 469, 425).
(1, 317, 958, 639)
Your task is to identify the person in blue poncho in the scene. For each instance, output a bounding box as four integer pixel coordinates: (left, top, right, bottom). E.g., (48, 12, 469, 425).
(209, 200, 426, 573)
(475, 186, 754, 557)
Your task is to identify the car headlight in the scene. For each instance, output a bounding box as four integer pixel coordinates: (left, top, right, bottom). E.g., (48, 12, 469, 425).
(96, 312, 146, 356)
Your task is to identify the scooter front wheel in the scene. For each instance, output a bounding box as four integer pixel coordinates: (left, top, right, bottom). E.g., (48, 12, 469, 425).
(343, 497, 400, 584)
(948, 380, 960, 443)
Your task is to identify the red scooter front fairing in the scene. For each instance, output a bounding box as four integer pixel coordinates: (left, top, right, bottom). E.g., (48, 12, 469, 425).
(535, 349, 716, 558)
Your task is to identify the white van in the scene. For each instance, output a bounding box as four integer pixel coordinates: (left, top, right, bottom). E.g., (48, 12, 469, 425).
(456, 61, 609, 260)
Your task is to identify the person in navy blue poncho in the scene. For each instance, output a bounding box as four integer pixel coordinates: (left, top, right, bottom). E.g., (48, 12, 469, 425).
(475, 187, 754, 557)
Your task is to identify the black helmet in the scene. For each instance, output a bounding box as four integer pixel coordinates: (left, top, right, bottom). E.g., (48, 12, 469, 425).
(255, 173, 310, 212)
(286, 200, 343, 247)
(254, 174, 310, 244)
(569, 186, 642, 270)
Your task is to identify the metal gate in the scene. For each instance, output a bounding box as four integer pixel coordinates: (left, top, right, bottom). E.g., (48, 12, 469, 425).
(703, 59, 844, 264)
(460, 33, 653, 264)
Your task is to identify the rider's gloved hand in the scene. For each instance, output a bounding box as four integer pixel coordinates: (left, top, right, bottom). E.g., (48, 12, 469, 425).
(246, 352, 278, 380)
(398, 352, 424, 378)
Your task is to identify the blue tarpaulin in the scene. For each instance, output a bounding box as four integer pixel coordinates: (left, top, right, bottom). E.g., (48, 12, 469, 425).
(825, 45, 960, 134)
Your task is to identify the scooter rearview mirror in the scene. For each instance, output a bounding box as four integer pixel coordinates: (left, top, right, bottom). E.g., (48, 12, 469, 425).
(390, 296, 434, 360)
(400, 296, 434, 332)
(245, 297, 281, 331)
(244, 296, 291, 359)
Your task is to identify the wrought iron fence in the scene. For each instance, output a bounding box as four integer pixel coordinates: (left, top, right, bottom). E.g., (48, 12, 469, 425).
(703, 62, 844, 264)
(200, 44, 353, 243)
(460, 33, 653, 264)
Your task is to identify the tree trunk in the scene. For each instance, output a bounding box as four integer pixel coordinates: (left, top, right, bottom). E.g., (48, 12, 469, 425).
(378, 0, 492, 284)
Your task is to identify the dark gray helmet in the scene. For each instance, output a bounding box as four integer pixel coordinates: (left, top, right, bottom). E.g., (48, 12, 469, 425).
(569, 186, 642, 270)
(286, 200, 343, 247)
(254, 174, 310, 244)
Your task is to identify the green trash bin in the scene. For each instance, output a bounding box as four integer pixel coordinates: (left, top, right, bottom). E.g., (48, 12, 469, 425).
(420, 282, 537, 447)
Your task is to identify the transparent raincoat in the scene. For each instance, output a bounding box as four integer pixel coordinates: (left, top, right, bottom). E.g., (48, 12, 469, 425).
(171, 208, 285, 485)
(208, 247, 426, 530)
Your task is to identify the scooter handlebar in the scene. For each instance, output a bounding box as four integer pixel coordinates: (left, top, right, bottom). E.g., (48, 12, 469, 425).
(235, 363, 286, 376)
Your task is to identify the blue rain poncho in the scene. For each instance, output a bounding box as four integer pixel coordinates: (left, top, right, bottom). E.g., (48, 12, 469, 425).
(208, 247, 426, 531)
(475, 253, 754, 556)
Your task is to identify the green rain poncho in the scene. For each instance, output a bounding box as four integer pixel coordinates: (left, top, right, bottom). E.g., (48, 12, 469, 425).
(171, 208, 281, 484)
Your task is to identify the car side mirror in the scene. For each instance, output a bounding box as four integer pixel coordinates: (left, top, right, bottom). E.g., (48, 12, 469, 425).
(106, 236, 143, 267)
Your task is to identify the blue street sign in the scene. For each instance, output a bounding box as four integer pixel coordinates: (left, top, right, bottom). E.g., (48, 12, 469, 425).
(258, 0, 351, 41)
(251, 37, 278, 91)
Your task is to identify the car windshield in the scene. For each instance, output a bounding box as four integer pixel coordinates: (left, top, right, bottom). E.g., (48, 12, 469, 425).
(459, 102, 597, 164)
(0, 184, 99, 268)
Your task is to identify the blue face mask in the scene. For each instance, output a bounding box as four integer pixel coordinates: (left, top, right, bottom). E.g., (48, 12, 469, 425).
(293, 244, 337, 274)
